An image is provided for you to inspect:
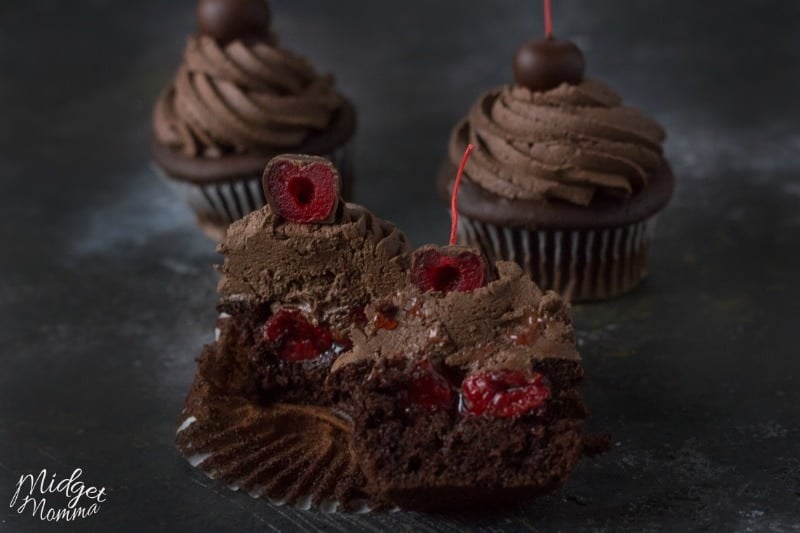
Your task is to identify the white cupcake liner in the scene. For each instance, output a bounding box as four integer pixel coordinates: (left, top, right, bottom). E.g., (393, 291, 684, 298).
(459, 215, 660, 301)
(156, 142, 354, 239)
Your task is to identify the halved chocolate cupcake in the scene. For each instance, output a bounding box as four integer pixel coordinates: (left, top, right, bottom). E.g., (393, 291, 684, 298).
(438, 33, 673, 301)
(152, 0, 356, 241)
(329, 247, 587, 509)
(176, 154, 593, 511)
(176, 155, 409, 510)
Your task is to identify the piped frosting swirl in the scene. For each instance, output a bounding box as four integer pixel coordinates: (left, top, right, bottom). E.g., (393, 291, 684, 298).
(449, 80, 666, 206)
(153, 35, 343, 158)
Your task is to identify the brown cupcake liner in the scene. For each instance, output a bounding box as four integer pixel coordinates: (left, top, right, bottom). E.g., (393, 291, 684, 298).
(156, 142, 354, 242)
(175, 376, 382, 513)
(458, 215, 660, 302)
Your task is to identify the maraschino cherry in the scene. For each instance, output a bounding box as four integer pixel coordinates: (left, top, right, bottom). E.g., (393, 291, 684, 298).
(262, 154, 341, 224)
(462, 370, 550, 418)
(408, 144, 488, 294)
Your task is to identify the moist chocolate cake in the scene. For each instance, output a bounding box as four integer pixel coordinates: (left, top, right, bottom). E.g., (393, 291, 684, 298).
(329, 248, 586, 510)
(176, 154, 591, 511)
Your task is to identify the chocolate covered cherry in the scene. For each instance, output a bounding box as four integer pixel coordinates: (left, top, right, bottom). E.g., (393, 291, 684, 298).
(197, 0, 271, 44)
(513, 36, 585, 92)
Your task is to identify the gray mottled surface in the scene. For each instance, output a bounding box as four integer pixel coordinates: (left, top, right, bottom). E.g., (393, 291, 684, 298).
(2, 0, 799, 531)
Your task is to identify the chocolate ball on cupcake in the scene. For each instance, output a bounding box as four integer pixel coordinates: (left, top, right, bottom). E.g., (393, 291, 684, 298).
(438, 32, 673, 301)
(152, 0, 356, 241)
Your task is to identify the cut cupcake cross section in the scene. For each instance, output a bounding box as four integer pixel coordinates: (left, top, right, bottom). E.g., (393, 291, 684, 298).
(329, 259, 586, 509)
(177, 153, 592, 511)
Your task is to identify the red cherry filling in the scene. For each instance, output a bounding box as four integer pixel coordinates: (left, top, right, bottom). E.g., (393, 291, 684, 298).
(263, 155, 340, 223)
(509, 315, 542, 346)
(263, 309, 335, 362)
(409, 248, 487, 293)
(461, 370, 549, 418)
(373, 303, 399, 330)
(402, 361, 455, 411)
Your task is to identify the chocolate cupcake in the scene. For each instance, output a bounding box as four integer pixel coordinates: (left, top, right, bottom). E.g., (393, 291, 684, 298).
(176, 155, 594, 511)
(177, 155, 410, 510)
(151, 0, 356, 241)
(438, 33, 673, 301)
(330, 247, 588, 510)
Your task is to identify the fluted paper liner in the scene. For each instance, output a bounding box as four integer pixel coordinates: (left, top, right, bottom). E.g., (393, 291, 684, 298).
(175, 378, 377, 512)
(458, 215, 659, 302)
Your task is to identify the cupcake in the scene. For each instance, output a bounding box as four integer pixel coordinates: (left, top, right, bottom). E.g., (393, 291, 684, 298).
(330, 246, 588, 510)
(176, 154, 593, 511)
(151, 0, 356, 241)
(177, 155, 410, 510)
(437, 30, 673, 301)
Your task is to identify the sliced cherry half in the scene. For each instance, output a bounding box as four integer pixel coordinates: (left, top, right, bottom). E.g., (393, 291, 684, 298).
(262, 154, 340, 224)
(461, 369, 550, 418)
(409, 245, 487, 294)
(402, 360, 455, 411)
(263, 309, 335, 362)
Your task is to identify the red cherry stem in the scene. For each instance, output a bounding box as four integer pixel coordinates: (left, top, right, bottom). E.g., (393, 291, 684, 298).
(449, 143, 474, 246)
(544, 0, 552, 37)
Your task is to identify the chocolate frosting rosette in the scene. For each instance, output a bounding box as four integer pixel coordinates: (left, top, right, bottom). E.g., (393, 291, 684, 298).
(151, 0, 356, 241)
(438, 29, 674, 301)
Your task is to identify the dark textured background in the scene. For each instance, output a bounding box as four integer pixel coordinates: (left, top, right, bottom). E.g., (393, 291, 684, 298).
(2, 0, 799, 531)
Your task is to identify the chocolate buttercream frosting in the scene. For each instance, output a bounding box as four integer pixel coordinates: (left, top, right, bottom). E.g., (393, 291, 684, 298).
(333, 260, 580, 374)
(217, 203, 410, 330)
(153, 34, 344, 158)
(449, 81, 666, 206)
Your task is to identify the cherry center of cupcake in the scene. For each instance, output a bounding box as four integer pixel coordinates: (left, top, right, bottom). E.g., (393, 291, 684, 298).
(264, 309, 336, 362)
